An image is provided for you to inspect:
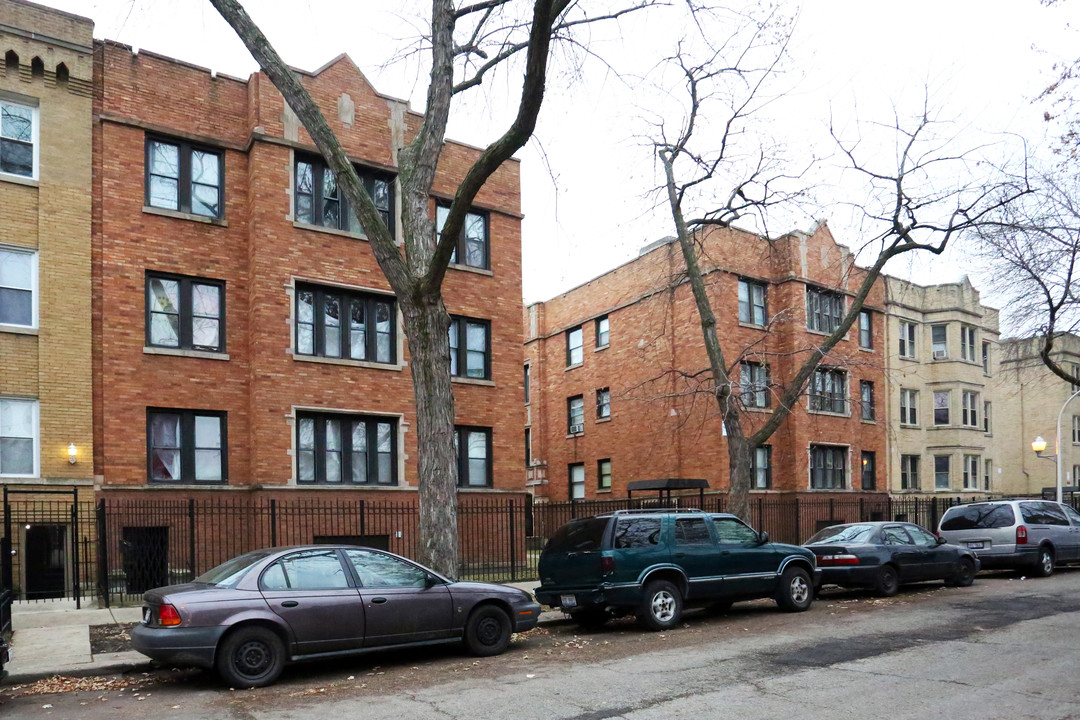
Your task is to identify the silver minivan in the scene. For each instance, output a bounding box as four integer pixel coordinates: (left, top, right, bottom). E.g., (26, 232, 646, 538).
(938, 500, 1080, 577)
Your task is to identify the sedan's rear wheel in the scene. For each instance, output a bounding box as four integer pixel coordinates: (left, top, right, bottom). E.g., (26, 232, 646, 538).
(874, 565, 900, 597)
(464, 605, 513, 657)
(216, 626, 285, 689)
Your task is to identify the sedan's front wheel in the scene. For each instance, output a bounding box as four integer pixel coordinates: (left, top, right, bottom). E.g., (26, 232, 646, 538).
(945, 557, 976, 587)
(216, 626, 285, 689)
(464, 605, 513, 657)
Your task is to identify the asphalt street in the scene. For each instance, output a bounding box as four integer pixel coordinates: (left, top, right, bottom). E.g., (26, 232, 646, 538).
(3, 569, 1080, 720)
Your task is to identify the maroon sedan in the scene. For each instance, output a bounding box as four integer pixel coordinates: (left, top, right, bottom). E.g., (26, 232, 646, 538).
(131, 545, 540, 687)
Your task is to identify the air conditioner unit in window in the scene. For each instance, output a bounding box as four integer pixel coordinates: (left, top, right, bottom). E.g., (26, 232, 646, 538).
(569, 423, 584, 434)
(932, 350, 947, 360)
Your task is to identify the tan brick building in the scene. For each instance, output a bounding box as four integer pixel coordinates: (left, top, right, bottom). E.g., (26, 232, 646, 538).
(993, 334, 1080, 496)
(0, 0, 95, 597)
(524, 222, 887, 501)
(882, 277, 1000, 497)
(92, 42, 525, 507)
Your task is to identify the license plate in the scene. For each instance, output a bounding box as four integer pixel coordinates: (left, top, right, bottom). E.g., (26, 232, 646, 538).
(560, 594, 577, 608)
(143, 607, 152, 624)
(968, 542, 984, 549)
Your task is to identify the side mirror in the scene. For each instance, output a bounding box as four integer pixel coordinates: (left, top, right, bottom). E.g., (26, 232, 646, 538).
(936, 535, 947, 545)
(758, 531, 770, 545)
(425, 573, 439, 588)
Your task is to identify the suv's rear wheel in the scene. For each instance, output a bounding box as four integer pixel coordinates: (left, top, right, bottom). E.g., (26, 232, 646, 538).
(1034, 546, 1055, 578)
(637, 580, 682, 631)
(775, 567, 813, 612)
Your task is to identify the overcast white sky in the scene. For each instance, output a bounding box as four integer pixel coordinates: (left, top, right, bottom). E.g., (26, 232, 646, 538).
(47, 0, 1079, 307)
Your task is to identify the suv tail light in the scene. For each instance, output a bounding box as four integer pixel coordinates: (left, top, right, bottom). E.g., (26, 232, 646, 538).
(158, 604, 182, 626)
(600, 556, 615, 574)
(817, 554, 860, 566)
(1016, 525, 1028, 545)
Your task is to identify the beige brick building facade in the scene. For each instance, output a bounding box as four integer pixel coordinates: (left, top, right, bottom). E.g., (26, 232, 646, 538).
(993, 334, 1080, 496)
(882, 277, 999, 497)
(0, 0, 95, 597)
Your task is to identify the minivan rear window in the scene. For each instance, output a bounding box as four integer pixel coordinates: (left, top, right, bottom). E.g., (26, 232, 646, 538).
(940, 504, 1016, 531)
(545, 518, 608, 553)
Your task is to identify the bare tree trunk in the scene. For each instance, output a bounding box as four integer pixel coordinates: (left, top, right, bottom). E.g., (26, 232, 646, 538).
(725, 432, 753, 520)
(400, 295, 459, 577)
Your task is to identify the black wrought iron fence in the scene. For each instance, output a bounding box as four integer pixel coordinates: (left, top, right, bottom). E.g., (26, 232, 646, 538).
(96, 495, 531, 606)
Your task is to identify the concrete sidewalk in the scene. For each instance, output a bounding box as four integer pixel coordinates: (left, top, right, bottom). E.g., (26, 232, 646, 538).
(2, 581, 555, 686)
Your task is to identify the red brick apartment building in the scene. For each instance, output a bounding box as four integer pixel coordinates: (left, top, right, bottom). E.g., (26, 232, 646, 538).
(524, 223, 887, 502)
(91, 42, 525, 504)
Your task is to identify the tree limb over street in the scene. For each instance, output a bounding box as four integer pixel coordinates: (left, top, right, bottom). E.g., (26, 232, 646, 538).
(208, 0, 653, 577)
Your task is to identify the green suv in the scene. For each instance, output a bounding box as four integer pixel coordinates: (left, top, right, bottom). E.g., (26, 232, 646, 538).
(534, 509, 820, 630)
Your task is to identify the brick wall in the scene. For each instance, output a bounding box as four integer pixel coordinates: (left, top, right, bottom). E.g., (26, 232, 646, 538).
(525, 222, 887, 501)
(93, 41, 525, 499)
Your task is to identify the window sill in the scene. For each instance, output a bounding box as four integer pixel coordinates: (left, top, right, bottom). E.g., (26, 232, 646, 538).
(147, 480, 229, 487)
(565, 363, 583, 372)
(596, 488, 612, 494)
(292, 353, 404, 371)
(808, 410, 850, 418)
(293, 220, 368, 241)
(291, 483, 410, 491)
(858, 347, 874, 353)
(566, 432, 584, 439)
(861, 419, 877, 425)
(806, 487, 852, 492)
(738, 321, 767, 331)
(744, 406, 772, 413)
(144, 346, 230, 361)
(448, 263, 493, 277)
(899, 423, 920, 429)
(899, 355, 919, 362)
(596, 416, 612, 423)
(144, 205, 228, 227)
(0, 172, 38, 188)
(594, 344, 609, 352)
(0, 323, 37, 336)
(929, 424, 953, 430)
(452, 376, 495, 387)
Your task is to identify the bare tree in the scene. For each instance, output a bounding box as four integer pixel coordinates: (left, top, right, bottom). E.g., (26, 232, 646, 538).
(209, 0, 650, 577)
(974, 170, 1080, 383)
(653, 11, 1030, 519)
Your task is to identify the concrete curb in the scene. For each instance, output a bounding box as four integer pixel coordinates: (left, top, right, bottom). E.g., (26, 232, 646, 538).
(2, 609, 571, 686)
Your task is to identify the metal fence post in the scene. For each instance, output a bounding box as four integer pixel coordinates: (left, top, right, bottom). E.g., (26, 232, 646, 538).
(188, 498, 197, 579)
(71, 495, 81, 609)
(794, 499, 801, 544)
(1, 486, 11, 595)
(97, 499, 109, 608)
(270, 499, 278, 547)
(509, 499, 517, 582)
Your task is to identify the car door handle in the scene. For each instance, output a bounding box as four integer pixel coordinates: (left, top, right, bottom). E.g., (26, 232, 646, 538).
(371, 597, 388, 604)
(721, 551, 730, 556)
(280, 600, 299, 608)
(673, 552, 686, 558)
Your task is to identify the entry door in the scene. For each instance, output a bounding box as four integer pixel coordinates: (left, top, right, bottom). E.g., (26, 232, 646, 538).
(344, 549, 452, 647)
(260, 549, 367, 656)
(25, 525, 66, 599)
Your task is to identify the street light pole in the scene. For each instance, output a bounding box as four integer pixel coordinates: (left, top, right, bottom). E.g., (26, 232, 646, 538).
(1055, 388, 1080, 503)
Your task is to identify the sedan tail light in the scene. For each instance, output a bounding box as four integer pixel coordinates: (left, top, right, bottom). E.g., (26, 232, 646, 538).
(158, 604, 182, 626)
(600, 556, 615, 573)
(1016, 525, 1028, 545)
(817, 554, 860, 566)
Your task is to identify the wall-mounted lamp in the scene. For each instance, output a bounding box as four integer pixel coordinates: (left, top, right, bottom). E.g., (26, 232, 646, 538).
(67, 443, 78, 465)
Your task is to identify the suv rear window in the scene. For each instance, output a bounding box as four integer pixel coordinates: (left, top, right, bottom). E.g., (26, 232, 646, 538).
(545, 518, 608, 553)
(940, 504, 1016, 531)
(613, 517, 662, 548)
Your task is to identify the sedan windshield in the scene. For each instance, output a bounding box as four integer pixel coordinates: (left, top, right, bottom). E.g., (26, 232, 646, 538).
(805, 524, 877, 545)
(195, 550, 277, 588)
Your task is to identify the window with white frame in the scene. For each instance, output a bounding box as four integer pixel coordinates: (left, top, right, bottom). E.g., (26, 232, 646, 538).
(860, 380, 875, 421)
(0, 246, 36, 327)
(566, 326, 583, 366)
(859, 311, 872, 349)
(900, 388, 919, 425)
(898, 320, 916, 359)
(1073, 464, 1080, 485)
(1073, 415, 1080, 444)
(595, 316, 609, 348)
(985, 459, 993, 491)
(567, 395, 584, 434)
(0, 397, 37, 476)
(962, 391, 979, 427)
(960, 325, 976, 362)
(933, 390, 950, 425)
(752, 446, 772, 489)
(931, 324, 948, 359)
(598, 459, 611, 490)
(934, 455, 950, 489)
(569, 462, 585, 500)
(596, 387, 611, 419)
(982, 341, 991, 374)
(900, 454, 919, 491)
(1, 100, 36, 178)
(963, 454, 980, 490)
(983, 401, 992, 434)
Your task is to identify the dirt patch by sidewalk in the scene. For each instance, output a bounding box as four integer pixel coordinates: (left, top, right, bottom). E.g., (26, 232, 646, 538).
(89, 623, 135, 655)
